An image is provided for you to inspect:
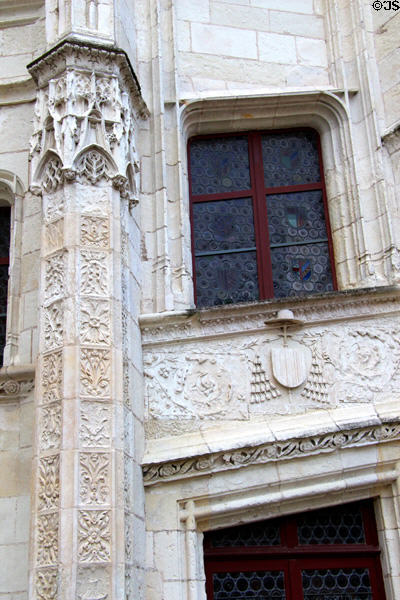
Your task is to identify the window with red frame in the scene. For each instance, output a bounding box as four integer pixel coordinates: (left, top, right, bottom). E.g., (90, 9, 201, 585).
(189, 129, 337, 308)
(204, 500, 386, 599)
(0, 207, 10, 363)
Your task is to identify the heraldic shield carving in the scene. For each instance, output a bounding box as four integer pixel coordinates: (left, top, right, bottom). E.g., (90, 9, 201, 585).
(271, 347, 310, 388)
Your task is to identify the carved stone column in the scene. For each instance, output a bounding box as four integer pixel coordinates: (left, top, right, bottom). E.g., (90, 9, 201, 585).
(27, 40, 148, 600)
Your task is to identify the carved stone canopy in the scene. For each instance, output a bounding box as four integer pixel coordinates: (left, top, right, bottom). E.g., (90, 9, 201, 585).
(27, 38, 148, 120)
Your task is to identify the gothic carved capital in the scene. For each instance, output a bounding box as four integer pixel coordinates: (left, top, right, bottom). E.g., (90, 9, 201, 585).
(27, 39, 147, 203)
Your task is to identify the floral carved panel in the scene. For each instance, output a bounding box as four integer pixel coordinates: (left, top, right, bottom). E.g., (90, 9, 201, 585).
(38, 455, 60, 512)
(78, 510, 111, 562)
(80, 453, 110, 505)
(37, 513, 59, 566)
(80, 250, 109, 296)
(42, 351, 63, 404)
(44, 219, 64, 255)
(80, 216, 110, 248)
(43, 191, 64, 223)
(36, 568, 58, 600)
(80, 300, 111, 346)
(39, 403, 62, 451)
(44, 301, 63, 350)
(80, 401, 111, 447)
(80, 349, 111, 397)
(45, 251, 66, 302)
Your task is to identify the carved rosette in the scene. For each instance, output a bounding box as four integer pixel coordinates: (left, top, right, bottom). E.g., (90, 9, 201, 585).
(29, 38, 146, 600)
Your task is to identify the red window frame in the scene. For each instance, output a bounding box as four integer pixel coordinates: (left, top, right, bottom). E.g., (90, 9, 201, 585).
(188, 128, 337, 305)
(204, 500, 386, 600)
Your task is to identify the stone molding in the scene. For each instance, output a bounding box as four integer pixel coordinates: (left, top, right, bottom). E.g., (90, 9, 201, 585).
(27, 38, 149, 119)
(382, 122, 400, 154)
(142, 419, 400, 485)
(0, 364, 35, 400)
(140, 286, 400, 346)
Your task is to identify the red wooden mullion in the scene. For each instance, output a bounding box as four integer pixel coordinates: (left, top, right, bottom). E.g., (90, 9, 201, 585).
(248, 131, 274, 299)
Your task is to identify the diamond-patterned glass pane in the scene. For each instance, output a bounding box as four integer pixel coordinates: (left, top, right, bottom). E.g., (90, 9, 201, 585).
(302, 568, 372, 599)
(213, 570, 286, 599)
(267, 190, 328, 246)
(195, 251, 259, 307)
(298, 504, 366, 545)
(270, 242, 333, 298)
(190, 137, 251, 195)
(262, 131, 321, 188)
(208, 521, 281, 548)
(193, 198, 255, 252)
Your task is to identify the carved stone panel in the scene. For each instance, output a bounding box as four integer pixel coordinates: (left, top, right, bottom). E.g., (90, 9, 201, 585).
(80, 349, 111, 397)
(78, 510, 111, 562)
(76, 565, 110, 600)
(81, 216, 110, 248)
(80, 453, 110, 505)
(80, 401, 111, 448)
(80, 300, 111, 346)
(45, 251, 66, 303)
(36, 568, 58, 600)
(38, 455, 60, 512)
(42, 351, 63, 404)
(44, 301, 64, 350)
(37, 513, 59, 566)
(80, 251, 109, 296)
(39, 403, 62, 451)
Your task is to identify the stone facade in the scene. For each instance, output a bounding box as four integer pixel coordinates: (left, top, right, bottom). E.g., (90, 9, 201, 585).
(0, 1, 399, 599)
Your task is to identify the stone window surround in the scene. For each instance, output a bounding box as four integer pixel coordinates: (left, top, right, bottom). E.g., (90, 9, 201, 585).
(0, 170, 24, 367)
(174, 456, 399, 600)
(179, 90, 371, 296)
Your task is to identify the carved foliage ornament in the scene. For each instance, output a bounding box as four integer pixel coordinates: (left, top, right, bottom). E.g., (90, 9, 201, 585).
(45, 251, 66, 302)
(78, 510, 111, 562)
(81, 251, 109, 296)
(39, 403, 62, 451)
(0, 378, 34, 397)
(80, 300, 111, 346)
(143, 421, 400, 484)
(80, 349, 111, 397)
(37, 513, 59, 565)
(42, 351, 62, 404)
(77, 151, 111, 185)
(44, 302, 63, 350)
(80, 216, 109, 248)
(38, 455, 60, 511)
(80, 402, 111, 447)
(80, 453, 110, 505)
(36, 568, 58, 600)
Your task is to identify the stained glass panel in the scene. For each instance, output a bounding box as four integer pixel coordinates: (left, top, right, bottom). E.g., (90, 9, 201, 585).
(193, 198, 255, 253)
(213, 570, 286, 599)
(267, 191, 328, 246)
(0, 209, 10, 257)
(195, 251, 258, 307)
(270, 243, 333, 298)
(190, 137, 251, 195)
(208, 520, 281, 548)
(262, 131, 321, 188)
(302, 568, 373, 599)
(298, 504, 366, 545)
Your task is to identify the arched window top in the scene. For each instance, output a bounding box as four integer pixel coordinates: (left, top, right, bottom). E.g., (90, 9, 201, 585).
(188, 128, 336, 308)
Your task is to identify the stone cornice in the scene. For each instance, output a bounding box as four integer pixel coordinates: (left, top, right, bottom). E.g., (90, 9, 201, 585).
(142, 418, 400, 485)
(0, 363, 35, 400)
(27, 38, 149, 120)
(140, 286, 400, 346)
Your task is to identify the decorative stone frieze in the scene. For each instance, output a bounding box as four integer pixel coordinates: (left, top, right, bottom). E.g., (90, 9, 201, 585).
(143, 420, 400, 485)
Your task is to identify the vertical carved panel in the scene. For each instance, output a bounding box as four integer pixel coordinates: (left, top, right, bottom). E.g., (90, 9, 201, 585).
(78, 510, 111, 562)
(80, 453, 110, 505)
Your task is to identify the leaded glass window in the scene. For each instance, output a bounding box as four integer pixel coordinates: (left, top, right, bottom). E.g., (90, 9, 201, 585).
(204, 502, 386, 600)
(189, 130, 336, 308)
(0, 207, 10, 363)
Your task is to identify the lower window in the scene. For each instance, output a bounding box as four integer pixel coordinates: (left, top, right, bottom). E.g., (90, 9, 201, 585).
(204, 501, 386, 599)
